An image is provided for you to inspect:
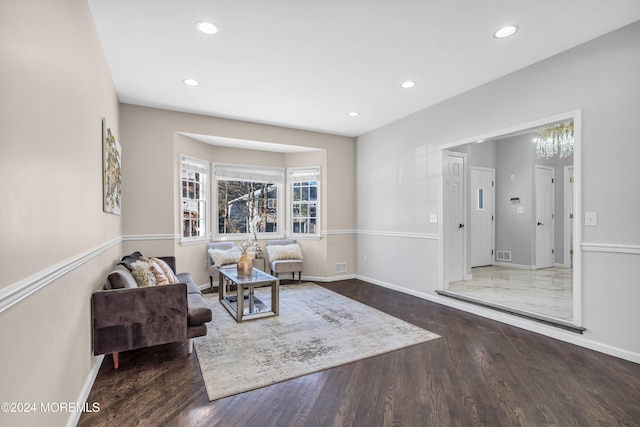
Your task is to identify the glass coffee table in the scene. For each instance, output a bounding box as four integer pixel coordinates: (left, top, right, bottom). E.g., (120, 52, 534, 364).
(218, 267, 279, 322)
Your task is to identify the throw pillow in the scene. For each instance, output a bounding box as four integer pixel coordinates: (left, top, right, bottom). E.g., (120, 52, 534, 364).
(130, 260, 157, 287)
(119, 251, 143, 271)
(141, 257, 170, 285)
(151, 257, 180, 284)
(209, 247, 241, 267)
(267, 243, 303, 261)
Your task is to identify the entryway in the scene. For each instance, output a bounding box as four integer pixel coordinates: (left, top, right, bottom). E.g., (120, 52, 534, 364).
(440, 111, 582, 328)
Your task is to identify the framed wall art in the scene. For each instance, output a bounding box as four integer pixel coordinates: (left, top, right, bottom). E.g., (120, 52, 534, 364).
(102, 117, 122, 215)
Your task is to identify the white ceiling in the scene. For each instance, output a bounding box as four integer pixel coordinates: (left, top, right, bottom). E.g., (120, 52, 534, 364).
(88, 1, 640, 138)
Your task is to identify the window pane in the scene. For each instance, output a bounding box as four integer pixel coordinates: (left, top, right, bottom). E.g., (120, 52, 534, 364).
(289, 168, 319, 235)
(478, 188, 484, 210)
(217, 179, 278, 234)
(180, 156, 208, 240)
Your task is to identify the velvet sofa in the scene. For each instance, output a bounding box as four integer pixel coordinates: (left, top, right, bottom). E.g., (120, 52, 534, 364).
(92, 252, 212, 368)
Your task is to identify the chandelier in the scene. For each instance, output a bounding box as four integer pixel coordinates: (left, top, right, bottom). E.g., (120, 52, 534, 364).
(535, 121, 574, 159)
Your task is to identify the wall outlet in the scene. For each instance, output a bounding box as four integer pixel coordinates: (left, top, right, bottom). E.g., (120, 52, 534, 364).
(429, 214, 438, 223)
(585, 211, 598, 226)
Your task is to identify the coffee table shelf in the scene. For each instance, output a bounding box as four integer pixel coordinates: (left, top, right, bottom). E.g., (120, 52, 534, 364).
(218, 267, 279, 322)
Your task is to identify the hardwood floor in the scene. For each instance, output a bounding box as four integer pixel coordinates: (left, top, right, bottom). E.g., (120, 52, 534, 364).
(78, 279, 640, 427)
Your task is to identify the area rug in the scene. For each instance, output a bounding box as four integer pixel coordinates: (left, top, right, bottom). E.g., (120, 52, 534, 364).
(194, 282, 440, 401)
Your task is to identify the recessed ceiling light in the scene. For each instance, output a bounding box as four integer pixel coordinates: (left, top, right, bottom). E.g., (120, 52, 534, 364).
(348, 112, 360, 117)
(401, 81, 417, 89)
(494, 25, 518, 39)
(183, 79, 199, 86)
(196, 21, 218, 35)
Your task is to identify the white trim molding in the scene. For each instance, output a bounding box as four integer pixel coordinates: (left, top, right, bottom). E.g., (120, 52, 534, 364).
(67, 354, 104, 427)
(321, 229, 356, 236)
(0, 233, 177, 315)
(356, 274, 640, 364)
(123, 233, 180, 241)
(0, 237, 122, 315)
(356, 230, 439, 240)
(581, 243, 640, 255)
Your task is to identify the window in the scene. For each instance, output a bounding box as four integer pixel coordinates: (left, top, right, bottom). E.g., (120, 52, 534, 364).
(214, 164, 284, 237)
(288, 167, 320, 236)
(478, 188, 485, 210)
(181, 155, 209, 241)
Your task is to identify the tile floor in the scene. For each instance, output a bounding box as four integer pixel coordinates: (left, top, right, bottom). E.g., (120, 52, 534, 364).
(448, 266, 573, 321)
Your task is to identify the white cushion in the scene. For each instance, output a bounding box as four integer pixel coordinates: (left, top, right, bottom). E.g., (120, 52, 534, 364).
(267, 243, 303, 261)
(209, 247, 241, 267)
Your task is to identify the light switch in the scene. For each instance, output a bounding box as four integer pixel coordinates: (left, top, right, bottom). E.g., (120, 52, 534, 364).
(585, 212, 598, 226)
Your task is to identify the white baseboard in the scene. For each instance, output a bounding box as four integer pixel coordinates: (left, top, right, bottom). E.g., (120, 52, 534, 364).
(355, 274, 640, 365)
(493, 262, 534, 270)
(67, 355, 104, 427)
(303, 274, 357, 283)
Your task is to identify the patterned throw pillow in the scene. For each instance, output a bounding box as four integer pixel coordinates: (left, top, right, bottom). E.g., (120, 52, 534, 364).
(130, 260, 157, 287)
(209, 247, 241, 267)
(151, 257, 180, 284)
(140, 257, 170, 285)
(267, 244, 303, 261)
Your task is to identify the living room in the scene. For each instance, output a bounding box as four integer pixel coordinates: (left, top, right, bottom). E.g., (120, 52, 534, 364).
(2, 1, 640, 426)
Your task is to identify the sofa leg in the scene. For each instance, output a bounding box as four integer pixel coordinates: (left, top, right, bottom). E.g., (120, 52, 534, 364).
(209, 276, 213, 289)
(112, 352, 119, 369)
(188, 339, 193, 354)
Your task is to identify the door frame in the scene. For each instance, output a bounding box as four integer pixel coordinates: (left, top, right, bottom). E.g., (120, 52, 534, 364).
(564, 165, 574, 268)
(438, 110, 583, 326)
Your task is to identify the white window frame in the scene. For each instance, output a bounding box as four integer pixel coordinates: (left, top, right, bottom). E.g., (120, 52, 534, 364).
(288, 166, 321, 237)
(180, 154, 209, 244)
(213, 163, 285, 240)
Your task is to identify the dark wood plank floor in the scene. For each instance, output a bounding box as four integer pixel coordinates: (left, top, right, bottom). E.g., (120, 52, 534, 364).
(78, 279, 640, 427)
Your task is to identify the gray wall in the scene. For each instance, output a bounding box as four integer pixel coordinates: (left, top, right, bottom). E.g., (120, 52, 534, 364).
(356, 21, 640, 361)
(451, 135, 572, 268)
(495, 134, 536, 266)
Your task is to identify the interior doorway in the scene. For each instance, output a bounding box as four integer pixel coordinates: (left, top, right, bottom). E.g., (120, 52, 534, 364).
(439, 111, 582, 327)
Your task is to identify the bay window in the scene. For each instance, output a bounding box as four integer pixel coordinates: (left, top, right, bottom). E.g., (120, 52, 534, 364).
(214, 164, 284, 238)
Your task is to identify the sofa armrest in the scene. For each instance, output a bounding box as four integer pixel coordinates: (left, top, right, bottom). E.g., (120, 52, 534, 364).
(92, 283, 188, 356)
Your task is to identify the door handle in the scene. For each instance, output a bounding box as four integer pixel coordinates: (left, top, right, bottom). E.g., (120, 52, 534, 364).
(459, 223, 464, 229)
(537, 222, 544, 226)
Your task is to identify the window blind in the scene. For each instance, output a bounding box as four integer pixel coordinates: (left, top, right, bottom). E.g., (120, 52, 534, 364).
(214, 164, 284, 184)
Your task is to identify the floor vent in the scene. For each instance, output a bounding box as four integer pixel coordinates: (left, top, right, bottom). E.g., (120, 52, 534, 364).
(496, 251, 512, 262)
(334, 262, 348, 273)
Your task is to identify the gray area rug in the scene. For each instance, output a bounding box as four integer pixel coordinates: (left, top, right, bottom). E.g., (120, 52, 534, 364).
(194, 283, 440, 401)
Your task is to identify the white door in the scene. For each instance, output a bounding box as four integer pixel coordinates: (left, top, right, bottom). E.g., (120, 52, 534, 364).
(470, 167, 495, 267)
(535, 165, 554, 269)
(445, 153, 465, 283)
